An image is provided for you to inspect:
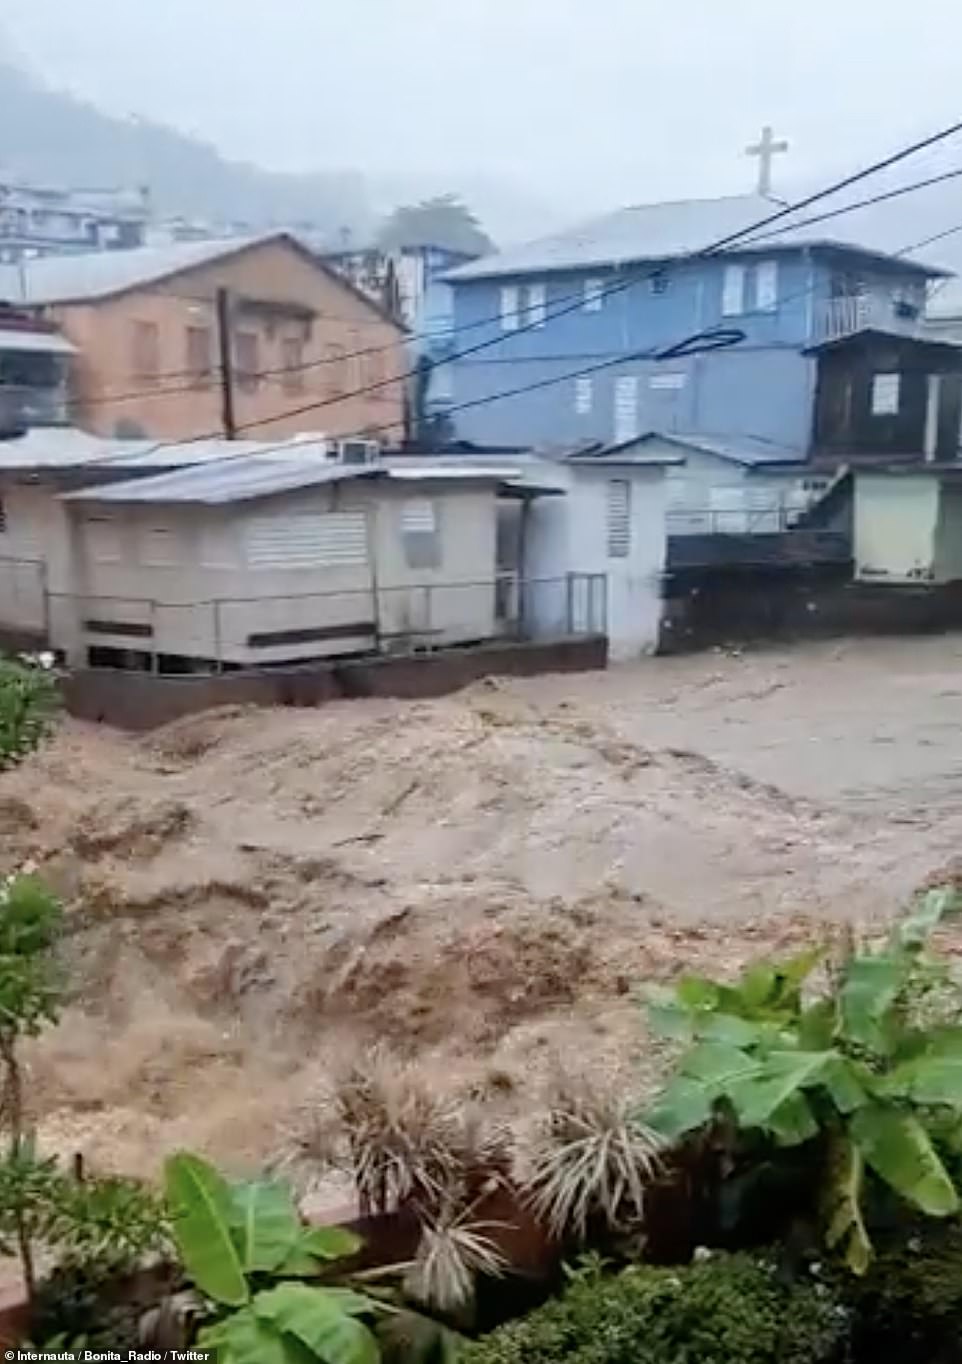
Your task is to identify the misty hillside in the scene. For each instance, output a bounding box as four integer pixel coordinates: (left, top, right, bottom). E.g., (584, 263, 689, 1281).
(0, 60, 373, 239)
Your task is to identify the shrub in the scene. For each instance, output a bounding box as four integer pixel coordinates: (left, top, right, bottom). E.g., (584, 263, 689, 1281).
(460, 1252, 848, 1364)
(643, 889, 962, 1272)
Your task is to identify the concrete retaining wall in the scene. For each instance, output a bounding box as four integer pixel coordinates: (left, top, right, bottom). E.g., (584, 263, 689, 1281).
(62, 635, 608, 731)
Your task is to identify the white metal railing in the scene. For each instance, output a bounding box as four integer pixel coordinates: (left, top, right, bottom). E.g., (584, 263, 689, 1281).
(813, 293, 923, 343)
(25, 573, 608, 674)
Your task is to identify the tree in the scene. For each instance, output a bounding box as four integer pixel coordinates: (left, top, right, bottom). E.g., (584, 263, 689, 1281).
(377, 195, 494, 257)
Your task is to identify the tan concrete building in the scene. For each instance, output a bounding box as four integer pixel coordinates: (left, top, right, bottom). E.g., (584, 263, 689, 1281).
(0, 233, 405, 442)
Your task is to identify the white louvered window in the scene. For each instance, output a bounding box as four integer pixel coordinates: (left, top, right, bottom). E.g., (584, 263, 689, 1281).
(607, 480, 631, 559)
(500, 285, 520, 332)
(722, 263, 746, 316)
(244, 511, 368, 569)
(755, 259, 779, 313)
(583, 278, 605, 313)
(526, 282, 547, 328)
(401, 498, 441, 569)
(613, 376, 639, 445)
(84, 516, 121, 564)
(574, 377, 593, 415)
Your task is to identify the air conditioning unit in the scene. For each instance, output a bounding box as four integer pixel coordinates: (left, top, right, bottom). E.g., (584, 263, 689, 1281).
(337, 438, 381, 465)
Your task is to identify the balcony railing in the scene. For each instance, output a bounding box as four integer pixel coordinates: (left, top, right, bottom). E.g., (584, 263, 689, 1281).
(813, 293, 924, 344)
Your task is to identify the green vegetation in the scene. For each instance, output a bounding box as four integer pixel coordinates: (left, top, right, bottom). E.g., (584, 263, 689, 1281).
(165, 1151, 381, 1364)
(460, 1252, 849, 1364)
(644, 889, 962, 1272)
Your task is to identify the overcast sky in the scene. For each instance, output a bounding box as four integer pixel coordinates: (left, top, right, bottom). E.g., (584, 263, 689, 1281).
(4, 0, 962, 230)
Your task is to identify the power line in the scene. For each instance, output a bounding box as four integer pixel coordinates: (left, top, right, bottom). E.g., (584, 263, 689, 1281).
(732, 166, 962, 249)
(204, 209, 962, 461)
(81, 116, 962, 455)
(67, 153, 962, 416)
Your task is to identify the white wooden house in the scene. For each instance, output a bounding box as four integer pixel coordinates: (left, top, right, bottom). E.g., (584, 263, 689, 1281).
(0, 431, 537, 667)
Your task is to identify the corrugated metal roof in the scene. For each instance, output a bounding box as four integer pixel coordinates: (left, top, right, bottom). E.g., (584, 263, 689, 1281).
(0, 428, 340, 472)
(595, 432, 805, 468)
(0, 235, 289, 306)
(0, 237, 281, 306)
(444, 193, 950, 282)
(60, 456, 518, 506)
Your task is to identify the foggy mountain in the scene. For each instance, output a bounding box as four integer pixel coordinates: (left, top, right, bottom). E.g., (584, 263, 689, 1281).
(0, 55, 560, 249)
(0, 58, 375, 241)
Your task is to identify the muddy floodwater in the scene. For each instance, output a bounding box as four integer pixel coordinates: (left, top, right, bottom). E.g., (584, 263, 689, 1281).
(1, 634, 960, 1176)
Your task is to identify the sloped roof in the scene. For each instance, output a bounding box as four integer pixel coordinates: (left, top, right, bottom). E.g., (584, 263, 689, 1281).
(445, 193, 950, 282)
(0, 232, 404, 327)
(0, 427, 335, 471)
(61, 456, 518, 506)
(596, 432, 806, 468)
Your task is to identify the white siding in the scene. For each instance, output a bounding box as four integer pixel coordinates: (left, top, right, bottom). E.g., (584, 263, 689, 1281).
(522, 460, 670, 659)
(83, 515, 121, 564)
(574, 377, 593, 414)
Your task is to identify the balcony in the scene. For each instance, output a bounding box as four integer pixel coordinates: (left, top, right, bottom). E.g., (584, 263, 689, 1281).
(813, 293, 924, 345)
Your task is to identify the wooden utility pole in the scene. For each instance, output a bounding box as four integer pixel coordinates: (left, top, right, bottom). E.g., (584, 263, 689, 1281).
(215, 286, 237, 439)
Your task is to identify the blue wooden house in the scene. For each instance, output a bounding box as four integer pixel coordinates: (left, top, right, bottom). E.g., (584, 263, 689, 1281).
(442, 193, 949, 453)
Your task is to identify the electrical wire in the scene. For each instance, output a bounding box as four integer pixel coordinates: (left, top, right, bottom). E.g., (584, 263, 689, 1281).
(65, 161, 962, 415)
(147, 207, 962, 464)
(66, 122, 962, 408)
(730, 166, 962, 249)
(62, 115, 962, 453)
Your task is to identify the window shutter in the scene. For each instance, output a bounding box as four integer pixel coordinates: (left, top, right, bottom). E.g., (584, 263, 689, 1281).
(613, 376, 639, 444)
(722, 263, 746, 316)
(755, 259, 779, 312)
(401, 499, 441, 569)
(574, 377, 593, 414)
(244, 511, 368, 568)
(500, 285, 520, 332)
(607, 480, 631, 559)
(401, 499, 437, 534)
(526, 282, 547, 328)
(871, 372, 901, 415)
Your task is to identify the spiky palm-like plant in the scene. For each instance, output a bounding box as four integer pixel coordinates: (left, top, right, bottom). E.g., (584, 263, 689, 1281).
(405, 1204, 508, 1319)
(334, 1053, 472, 1217)
(520, 1074, 664, 1241)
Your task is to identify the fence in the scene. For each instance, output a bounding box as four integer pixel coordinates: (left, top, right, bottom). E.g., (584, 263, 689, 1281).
(28, 573, 608, 675)
(667, 505, 810, 536)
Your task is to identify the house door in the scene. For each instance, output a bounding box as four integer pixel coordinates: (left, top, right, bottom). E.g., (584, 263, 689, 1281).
(567, 573, 606, 635)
